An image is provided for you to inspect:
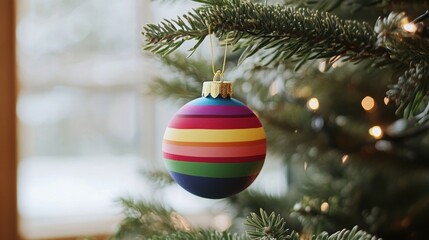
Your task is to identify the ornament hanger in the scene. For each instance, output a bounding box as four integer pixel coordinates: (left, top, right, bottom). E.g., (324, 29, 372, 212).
(208, 25, 229, 82)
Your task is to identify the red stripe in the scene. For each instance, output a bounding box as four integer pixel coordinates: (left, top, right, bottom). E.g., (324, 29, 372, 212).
(169, 116, 262, 129)
(163, 139, 266, 147)
(163, 153, 266, 163)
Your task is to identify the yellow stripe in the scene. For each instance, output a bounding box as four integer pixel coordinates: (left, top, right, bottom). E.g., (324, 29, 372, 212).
(164, 127, 266, 142)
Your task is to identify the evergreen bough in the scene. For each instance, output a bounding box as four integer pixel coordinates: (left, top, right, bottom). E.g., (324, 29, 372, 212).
(143, 0, 429, 121)
(112, 199, 381, 240)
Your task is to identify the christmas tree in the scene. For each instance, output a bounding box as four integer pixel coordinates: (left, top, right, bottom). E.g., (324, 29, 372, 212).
(113, 0, 429, 239)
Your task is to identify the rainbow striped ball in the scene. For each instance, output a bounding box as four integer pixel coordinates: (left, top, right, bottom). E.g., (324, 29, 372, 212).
(162, 96, 266, 199)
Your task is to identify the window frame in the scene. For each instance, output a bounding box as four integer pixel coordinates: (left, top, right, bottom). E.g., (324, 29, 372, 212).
(0, 0, 19, 240)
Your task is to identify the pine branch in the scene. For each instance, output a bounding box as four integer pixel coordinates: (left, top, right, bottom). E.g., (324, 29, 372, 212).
(284, 0, 429, 12)
(375, 12, 429, 65)
(144, 0, 429, 122)
(148, 230, 247, 240)
(374, 11, 429, 121)
(149, 54, 212, 103)
(312, 226, 380, 240)
(113, 199, 382, 240)
(384, 120, 429, 140)
(114, 199, 249, 240)
(245, 209, 300, 239)
(145, 0, 429, 119)
(141, 168, 175, 187)
(157, 53, 212, 82)
(112, 199, 192, 239)
(387, 61, 429, 120)
(143, 0, 388, 68)
(375, 11, 429, 119)
(245, 209, 381, 240)
(283, 0, 384, 12)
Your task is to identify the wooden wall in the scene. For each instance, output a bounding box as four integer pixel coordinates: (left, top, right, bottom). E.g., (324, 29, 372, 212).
(0, 0, 19, 240)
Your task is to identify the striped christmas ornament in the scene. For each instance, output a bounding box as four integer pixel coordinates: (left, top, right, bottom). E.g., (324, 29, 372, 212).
(162, 81, 266, 199)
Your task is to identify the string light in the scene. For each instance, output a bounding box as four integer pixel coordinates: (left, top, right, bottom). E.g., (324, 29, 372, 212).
(318, 61, 327, 72)
(384, 97, 390, 105)
(369, 126, 383, 139)
(403, 22, 418, 33)
(320, 202, 329, 213)
(341, 155, 349, 163)
(361, 96, 375, 111)
(307, 98, 320, 111)
(401, 11, 429, 37)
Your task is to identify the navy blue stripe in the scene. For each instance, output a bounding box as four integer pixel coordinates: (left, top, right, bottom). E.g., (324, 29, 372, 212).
(170, 171, 256, 199)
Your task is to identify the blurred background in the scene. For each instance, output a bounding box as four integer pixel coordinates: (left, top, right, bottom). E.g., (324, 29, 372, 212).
(16, 1, 286, 239)
(15, 1, 429, 240)
(16, 0, 193, 238)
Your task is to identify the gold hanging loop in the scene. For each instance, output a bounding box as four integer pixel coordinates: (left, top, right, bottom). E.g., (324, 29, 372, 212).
(208, 25, 229, 81)
(212, 70, 223, 82)
(203, 25, 232, 99)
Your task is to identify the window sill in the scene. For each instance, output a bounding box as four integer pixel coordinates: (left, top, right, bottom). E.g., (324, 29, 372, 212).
(18, 156, 149, 240)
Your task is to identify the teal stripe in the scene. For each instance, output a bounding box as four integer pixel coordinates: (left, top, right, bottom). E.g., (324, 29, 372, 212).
(189, 97, 246, 106)
(164, 159, 264, 178)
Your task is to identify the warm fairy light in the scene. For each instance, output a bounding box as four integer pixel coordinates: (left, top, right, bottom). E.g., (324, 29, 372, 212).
(320, 202, 329, 213)
(384, 97, 390, 105)
(369, 126, 383, 139)
(361, 96, 375, 111)
(318, 61, 327, 72)
(307, 98, 320, 110)
(341, 155, 349, 163)
(403, 22, 418, 33)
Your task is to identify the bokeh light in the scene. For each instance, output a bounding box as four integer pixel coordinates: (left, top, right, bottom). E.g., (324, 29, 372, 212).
(361, 96, 375, 111)
(369, 126, 383, 139)
(307, 98, 319, 111)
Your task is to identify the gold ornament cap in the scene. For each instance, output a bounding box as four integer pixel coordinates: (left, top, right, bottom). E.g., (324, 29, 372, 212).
(202, 81, 232, 98)
(202, 71, 232, 98)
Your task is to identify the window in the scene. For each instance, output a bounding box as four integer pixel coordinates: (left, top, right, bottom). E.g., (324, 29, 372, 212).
(16, 0, 157, 238)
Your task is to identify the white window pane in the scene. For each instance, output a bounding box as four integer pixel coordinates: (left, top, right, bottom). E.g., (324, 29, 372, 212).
(18, 88, 140, 156)
(16, 0, 155, 238)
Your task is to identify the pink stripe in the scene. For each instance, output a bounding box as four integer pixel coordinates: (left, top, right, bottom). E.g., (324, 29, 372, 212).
(177, 105, 254, 116)
(168, 116, 262, 129)
(163, 142, 266, 157)
(163, 153, 266, 163)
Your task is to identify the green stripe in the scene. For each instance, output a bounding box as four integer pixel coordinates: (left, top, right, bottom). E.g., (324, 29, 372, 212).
(164, 159, 264, 178)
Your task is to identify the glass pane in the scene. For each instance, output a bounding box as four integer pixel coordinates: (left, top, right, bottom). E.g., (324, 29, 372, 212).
(18, 88, 140, 156)
(16, 0, 153, 238)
